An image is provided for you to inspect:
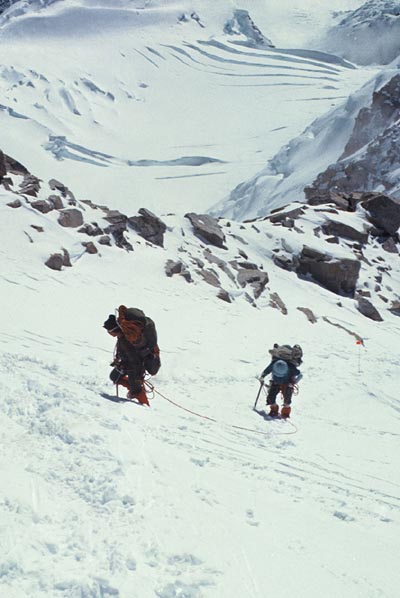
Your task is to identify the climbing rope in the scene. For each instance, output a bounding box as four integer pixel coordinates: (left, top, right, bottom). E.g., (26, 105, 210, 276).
(151, 385, 298, 436)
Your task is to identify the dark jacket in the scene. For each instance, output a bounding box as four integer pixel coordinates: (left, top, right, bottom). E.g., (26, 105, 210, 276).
(261, 359, 300, 383)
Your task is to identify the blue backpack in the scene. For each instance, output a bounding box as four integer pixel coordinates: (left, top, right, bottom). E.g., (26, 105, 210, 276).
(271, 359, 290, 383)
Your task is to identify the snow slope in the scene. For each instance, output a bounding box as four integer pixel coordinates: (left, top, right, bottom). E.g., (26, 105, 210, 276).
(1, 173, 400, 597)
(1, 2, 399, 597)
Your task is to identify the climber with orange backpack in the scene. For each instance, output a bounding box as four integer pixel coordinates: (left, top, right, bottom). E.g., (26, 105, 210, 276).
(258, 344, 303, 418)
(103, 305, 161, 405)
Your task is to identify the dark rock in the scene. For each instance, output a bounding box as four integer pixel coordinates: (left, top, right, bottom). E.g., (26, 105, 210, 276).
(185, 212, 226, 248)
(3, 153, 29, 176)
(217, 289, 232, 303)
(203, 250, 236, 282)
(272, 254, 294, 271)
(2, 177, 13, 190)
(82, 242, 98, 254)
(361, 193, 400, 236)
(165, 260, 184, 277)
(381, 237, 399, 253)
(326, 236, 339, 244)
(104, 210, 127, 225)
(305, 190, 361, 211)
(321, 220, 369, 244)
(31, 199, 53, 214)
(31, 225, 44, 232)
(389, 301, 400, 316)
(266, 206, 305, 223)
(45, 253, 63, 271)
(0, 150, 6, 180)
(237, 268, 268, 298)
(165, 259, 192, 282)
(356, 298, 383, 321)
(78, 223, 103, 236)
(199, 268, 220, 288)
(128, 208, 166, 247)
(47, 194, 64, 210)
(104, 223, 133, 251)
(48, 179, 76, 204)
(356, 289, 371, 298)
(269, 292, 287, 315)
(62, 249, 72, 267)
(19, 175, 41, 197)
(6, 199, 22, 208)
(98, 235, 112, 246)
(296, 245, 361, 296)
(58, 209, 84, 228)
(297, 307, 317, 323)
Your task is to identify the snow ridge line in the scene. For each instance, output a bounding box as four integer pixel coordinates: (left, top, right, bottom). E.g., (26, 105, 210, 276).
(153, 386, 298, 436)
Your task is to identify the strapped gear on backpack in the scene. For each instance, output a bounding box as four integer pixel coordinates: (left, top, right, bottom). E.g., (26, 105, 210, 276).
(269, 343, 303, 366)
(117, 305, 158, 356)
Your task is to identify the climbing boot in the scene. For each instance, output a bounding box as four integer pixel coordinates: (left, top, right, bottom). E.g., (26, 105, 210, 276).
(281, 405, 291, 418)
(268, 404, 279, 417)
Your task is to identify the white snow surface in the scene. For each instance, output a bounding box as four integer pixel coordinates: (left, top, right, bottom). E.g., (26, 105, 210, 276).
(1, 182, 400, 597)
(1, 2, 400, 598)
(0, 0, 375, 217)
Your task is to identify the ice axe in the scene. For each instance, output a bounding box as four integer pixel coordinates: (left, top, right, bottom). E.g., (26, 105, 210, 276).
(253, 380, 264, 410)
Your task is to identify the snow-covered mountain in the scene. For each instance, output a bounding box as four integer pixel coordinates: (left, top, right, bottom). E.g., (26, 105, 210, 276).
(320, 0, 400, 65)
(213, 56, 400, 219)
(212, 0, 400, 221)
(0, 0, 374, 217)
(1, 2, 400, 597)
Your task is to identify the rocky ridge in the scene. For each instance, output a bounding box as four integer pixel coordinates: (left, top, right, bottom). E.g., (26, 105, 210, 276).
(1, 151, 399, 324)
(322, 0, 400, 65)
(306, 74, 400, 200)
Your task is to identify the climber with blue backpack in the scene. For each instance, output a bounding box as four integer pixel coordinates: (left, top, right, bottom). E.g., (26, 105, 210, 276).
(258, 344, 303, 418)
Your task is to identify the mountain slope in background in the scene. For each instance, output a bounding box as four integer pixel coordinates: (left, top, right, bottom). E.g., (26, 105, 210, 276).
(320, 0, 400, 65)
(213, 57, 400, 219)
(0, 0, 373, 217)
(212, 0, 400, 221)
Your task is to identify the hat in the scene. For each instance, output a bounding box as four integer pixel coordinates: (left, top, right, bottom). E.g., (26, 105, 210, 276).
(103, 314, 120, 332)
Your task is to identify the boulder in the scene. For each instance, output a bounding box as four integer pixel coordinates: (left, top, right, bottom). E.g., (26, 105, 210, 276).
(6, 199, 22, 208)
(98, 235, 112, 246)
(321, 220, 369, 244)
(31, 200, 53, 214)
(58, 209, 84, 228)
(388, 301, 400, 316)
(82, 242, 98, 254)
(128, 208, 166, 247)
(185, 212, 226, 248)
(361, 194, 400, 236)
(296, 245, 361, 296)
(356, 298, 383, 322)
(45, 253, 63, 271)
(47, 195, 64, 210)
(19, 175, 41, 197)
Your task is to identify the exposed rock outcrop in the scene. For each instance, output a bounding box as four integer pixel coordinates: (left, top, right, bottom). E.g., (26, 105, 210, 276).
(185, 213, 226, 249)
(296, 246, 361, 296)
(128, 208, 166, 247)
